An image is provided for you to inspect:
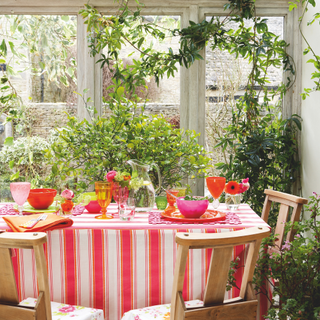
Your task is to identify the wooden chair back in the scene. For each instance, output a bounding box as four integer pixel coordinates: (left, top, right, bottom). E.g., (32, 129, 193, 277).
(170, 226, 270, 320)
(0, 231, 51, 320)
(261, 189, 308, 253)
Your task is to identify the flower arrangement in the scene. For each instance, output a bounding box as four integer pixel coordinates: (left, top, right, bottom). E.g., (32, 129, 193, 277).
(105, 169, 143, 191)
(225, 178, 250, 195)
(224, 178, 250, 210)
(106, 170, 131, 187)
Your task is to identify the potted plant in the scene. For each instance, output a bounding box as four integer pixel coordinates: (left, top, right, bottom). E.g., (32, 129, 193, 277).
(253, 192, 320, 320)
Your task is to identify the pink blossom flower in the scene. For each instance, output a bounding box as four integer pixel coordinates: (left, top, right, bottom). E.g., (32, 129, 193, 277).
(242, 178, 249, 184)
(59, 305, 76, 313)
(61, 189, 74, 200)
(281, 240, 291, 251)
(106, 170, 117, 182)
(295, 234, 301, 238)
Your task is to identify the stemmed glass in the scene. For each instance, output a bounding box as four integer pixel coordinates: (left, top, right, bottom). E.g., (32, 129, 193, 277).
(10, 182, 31, 216)
(206, 177, 226, 209)
(95, 181, 113, 219)
(113, 182, 129, 217)
(165, 189, 179, 214)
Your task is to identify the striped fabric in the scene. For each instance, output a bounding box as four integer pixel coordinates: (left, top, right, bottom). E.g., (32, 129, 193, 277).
(0, 203, 269, 320)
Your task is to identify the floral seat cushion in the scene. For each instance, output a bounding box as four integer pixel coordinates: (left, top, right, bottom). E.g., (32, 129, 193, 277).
(19, 298, 104, 320)
(121, 300, 203, 320)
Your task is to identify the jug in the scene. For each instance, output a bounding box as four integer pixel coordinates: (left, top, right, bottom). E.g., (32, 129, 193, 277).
(127, 159, 161, 212)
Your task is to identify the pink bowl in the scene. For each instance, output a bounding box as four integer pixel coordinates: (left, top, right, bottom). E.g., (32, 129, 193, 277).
(85, 200, 101, 213)
(176, 197, 209, 218)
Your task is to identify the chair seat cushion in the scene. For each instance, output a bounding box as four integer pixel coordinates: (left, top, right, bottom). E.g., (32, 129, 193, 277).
(121, 300, 203, 320)
(19, 297, 104, 320)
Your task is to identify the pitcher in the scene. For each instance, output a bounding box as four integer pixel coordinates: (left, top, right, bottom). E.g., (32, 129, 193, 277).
(127, 159, 161, 212)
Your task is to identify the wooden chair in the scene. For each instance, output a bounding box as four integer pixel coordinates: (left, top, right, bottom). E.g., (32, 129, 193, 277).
(0, 231, 104, 320)
(122, 226, 270, 320)
(261, 189, 308, 253)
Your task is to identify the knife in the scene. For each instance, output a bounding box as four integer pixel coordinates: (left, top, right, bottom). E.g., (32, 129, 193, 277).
(20, 214, 48, 229)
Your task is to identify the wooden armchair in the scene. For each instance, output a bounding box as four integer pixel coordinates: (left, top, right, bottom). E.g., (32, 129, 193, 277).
(0, 231, 104, 320)
(261, 189, 308, 253)
(122, 226, 270, 320)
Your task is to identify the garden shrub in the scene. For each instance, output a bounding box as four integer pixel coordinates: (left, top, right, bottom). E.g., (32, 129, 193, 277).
(48, 95, 211, 192)
(0, 136, 51, 186)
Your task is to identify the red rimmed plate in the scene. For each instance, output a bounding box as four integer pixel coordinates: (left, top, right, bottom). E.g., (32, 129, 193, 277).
(161, 209, 226, 223)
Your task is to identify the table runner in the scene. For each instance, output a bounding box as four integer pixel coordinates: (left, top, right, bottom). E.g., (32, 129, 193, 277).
(0, 203, 269, 320)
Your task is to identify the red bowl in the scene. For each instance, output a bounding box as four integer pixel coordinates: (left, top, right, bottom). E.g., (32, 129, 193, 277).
(27, 188, 57, 210)
(85, 200, 102, 213)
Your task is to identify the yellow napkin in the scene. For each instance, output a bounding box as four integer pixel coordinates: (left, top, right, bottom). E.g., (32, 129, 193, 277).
(3, 213, 73, 232)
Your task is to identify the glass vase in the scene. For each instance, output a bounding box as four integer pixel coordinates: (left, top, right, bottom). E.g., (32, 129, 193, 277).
(61, 199, 74, 215)
(225, 193, 242, 210)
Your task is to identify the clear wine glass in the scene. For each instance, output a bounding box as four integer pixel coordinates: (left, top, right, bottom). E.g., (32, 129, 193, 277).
(10, 182, 31, 216)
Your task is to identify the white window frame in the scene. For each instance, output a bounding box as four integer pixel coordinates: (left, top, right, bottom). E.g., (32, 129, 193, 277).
(0, 0, 301, 194)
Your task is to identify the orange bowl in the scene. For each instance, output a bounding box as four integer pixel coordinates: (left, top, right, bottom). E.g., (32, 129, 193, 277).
(27, 188, 57, 210)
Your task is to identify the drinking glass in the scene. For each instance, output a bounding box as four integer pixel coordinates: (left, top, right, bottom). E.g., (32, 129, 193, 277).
(113, 182, 129, 217)
(155, 196, 168, 210)
(119, 197, 135, 221)
(10, 182, 31, 216)
(95, 181, 113, 219)
(165, 189, 179, 214)
(206, 177, 226, 209)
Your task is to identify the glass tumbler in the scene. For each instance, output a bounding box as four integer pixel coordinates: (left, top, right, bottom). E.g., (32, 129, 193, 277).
(119, 197, 135, 221)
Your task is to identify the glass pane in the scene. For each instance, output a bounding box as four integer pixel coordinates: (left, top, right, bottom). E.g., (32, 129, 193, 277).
(102, 16, 180, 111)
(205, 16, 284, 175)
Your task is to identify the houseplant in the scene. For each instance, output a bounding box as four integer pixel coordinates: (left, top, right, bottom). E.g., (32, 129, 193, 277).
(253, 192, 320, 320)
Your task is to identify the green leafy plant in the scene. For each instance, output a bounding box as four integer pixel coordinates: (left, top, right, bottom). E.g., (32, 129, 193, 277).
(47, 92, 211, 192)
(216, 106, 301, 227)
(0, 135, 51, 186)
(254, 192, 320, 320)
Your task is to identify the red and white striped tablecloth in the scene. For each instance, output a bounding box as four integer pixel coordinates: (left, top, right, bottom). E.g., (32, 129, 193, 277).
(0, 203, 269, 320)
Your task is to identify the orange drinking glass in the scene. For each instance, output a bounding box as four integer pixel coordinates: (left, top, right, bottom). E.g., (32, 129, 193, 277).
(206, 177, 226, 209)
(165, 189, 179, 214)
(95, 181, 113, 219)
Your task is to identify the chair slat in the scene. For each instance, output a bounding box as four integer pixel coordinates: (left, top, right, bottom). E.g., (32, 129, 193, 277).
(184, 300, 258, 320)
(274, 204, 290, 248)
(0, 305, 36, 320)
(170, 244, 189, 320)
(0, 248, 19, 304)
(203, 247, 233, 305)
(239, 240, 262, 299)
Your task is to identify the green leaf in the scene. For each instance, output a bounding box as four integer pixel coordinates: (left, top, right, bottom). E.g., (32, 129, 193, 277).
(61, 15, 69, 22)
(9, 160, 15, 170)
(10, 171, 20, 181)
(4, 137, 14, 146)
(116, 86, 125, 97)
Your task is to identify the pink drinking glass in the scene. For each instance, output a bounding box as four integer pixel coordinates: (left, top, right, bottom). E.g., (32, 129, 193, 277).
(10, 182, 31, 216)
(112, 182, 129, 217)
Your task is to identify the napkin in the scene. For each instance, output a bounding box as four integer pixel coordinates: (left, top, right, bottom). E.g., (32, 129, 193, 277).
(3, 213, 73, 232)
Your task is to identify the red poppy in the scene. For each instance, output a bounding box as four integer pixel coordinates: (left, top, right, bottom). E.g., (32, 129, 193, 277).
(225, 181, 240, 195)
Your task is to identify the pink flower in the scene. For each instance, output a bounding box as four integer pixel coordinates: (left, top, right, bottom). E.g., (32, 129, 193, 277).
(106, 170, 117, 182)
(61, 189, 74, 200)
(58, 305, 76, 313)
(295, 234, 301, 238)
(242, 178, 249, 184)
(281, 240, 291, 251)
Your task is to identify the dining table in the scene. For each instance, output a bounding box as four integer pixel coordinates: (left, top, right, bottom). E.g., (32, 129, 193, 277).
(0, 202, 270, 320)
